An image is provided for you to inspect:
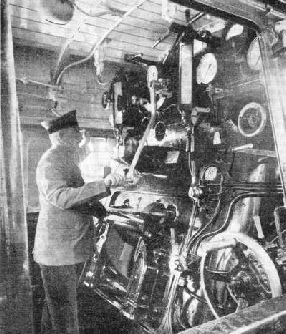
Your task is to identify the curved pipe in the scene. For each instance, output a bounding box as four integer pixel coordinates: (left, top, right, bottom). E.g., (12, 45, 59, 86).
(54, 0, 148, 86)
(191, 190, 283, 254)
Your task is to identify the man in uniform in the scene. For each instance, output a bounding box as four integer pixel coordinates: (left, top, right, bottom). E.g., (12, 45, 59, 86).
(33, 110, 125, 334)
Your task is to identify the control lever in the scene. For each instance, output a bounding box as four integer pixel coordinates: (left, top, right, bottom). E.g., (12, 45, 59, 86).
(153, 22, 185, 48)
(127, 66, 158, 181)
(124, 53, 158, 66)
(153, 31, 171, 48)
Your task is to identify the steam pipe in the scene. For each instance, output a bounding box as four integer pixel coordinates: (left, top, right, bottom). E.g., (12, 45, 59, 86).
(192, 190, 283, 254)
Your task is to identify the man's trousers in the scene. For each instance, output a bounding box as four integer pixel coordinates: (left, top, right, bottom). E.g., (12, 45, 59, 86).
(40, 263, 84, 334)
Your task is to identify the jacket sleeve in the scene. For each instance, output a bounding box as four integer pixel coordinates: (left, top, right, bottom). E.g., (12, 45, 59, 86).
(36, 157, 107, 210)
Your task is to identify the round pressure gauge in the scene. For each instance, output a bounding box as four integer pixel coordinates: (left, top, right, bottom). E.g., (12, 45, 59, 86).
(247, 37, 262, 71)
(238, 102, 267, 137)
(200, 164, 224, 188)
(196, 53, 218, 85)
(204, 166, 218, 181)
(225, 23, 244, 41)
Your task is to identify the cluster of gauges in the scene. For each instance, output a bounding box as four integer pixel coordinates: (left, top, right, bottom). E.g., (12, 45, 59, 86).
(196, 24, 265, 138)
(196, 27, 262, 85)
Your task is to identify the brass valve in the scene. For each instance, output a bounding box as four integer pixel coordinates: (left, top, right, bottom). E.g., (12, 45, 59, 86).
(188, 186, 203, 198)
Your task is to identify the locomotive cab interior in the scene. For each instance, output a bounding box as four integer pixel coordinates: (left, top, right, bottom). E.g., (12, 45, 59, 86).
(81, 6, 286, 332)
(2, 0, 286, 333)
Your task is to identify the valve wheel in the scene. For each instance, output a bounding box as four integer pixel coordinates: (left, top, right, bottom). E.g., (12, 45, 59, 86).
(200, 232, 282, 318)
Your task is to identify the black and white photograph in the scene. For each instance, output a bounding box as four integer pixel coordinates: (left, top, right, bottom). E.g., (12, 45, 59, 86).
(1, 1, 286, 333)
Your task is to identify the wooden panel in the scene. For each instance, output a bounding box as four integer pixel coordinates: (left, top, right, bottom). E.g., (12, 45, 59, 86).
(10, 3, 45, 23)
(13, 43, 123, 129)
(14, 45, 54, 82)
(9, 1, 218, 42)
(10, 2, 219, 41)
(9, 0, 39, 8)
(11, 15, 173, 54)
(10, 4, 171, 46)
(9, 0, 187, 61)
(12, 27, 92, 53)
(11, 16, 98, 44)
(13, 27, 123, 62)
(13, 36, 126, 63)
(21, 115, 112, 129)
(13, 36, 82, 56)
(17, 83, 113, 121)
(13, 27, 164, 63)
(11, 21, 169, 61)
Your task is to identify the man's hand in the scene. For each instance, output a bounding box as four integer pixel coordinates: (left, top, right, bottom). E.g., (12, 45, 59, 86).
(126, 169, 141, 186)
(104, 173, 126, 187)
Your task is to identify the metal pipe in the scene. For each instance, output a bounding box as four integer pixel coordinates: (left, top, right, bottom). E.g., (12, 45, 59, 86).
(187, 11, 205, 24)
(189, 190, 283, 255)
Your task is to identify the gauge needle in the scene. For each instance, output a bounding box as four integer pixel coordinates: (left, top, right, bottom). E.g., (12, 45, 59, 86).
(204, 64, 212, 81)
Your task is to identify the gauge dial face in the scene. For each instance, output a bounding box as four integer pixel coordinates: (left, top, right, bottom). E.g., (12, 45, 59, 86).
(197, 53, 218, 85)
(247, 37, 262, 71)
(225, 23, 244, 41)
(204, 166, 218, 181)
(238, 102, 267, 137)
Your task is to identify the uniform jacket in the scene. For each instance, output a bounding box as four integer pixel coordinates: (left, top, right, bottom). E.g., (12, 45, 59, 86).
(33, 144, 107, 265)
